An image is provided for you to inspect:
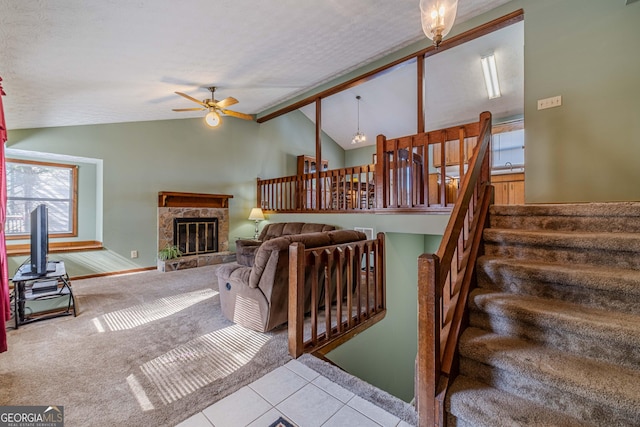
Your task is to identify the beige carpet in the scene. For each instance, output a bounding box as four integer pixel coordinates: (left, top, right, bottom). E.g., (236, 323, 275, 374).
(446, 203, 640, 426)
(1, 265, 292, 427)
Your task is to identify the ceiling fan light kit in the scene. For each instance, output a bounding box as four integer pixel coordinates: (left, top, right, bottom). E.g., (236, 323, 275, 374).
(420, 0, 458, 48)
(172, 86, 252, 128)
(205, 108, 221, 127)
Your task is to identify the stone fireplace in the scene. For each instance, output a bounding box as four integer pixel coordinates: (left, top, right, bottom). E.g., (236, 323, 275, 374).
(157, 192, 235, 271)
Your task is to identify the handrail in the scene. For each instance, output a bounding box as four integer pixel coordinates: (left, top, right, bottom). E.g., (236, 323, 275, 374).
(416, 111, 493, 427)
(288, 233, 386, 358)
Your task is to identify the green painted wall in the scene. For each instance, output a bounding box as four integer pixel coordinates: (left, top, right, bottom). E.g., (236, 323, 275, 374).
(461, 0, 640, 202)
(326, 232, 424, 402)
(268, 212, 444, 401)
(6, 111, 344, 273)
(345, 144, 376, 168)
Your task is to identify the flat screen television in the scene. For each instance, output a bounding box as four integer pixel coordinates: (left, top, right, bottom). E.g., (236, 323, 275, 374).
(29, 204, 49, 276)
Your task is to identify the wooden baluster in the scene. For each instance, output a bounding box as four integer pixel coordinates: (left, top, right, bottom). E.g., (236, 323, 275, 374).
(311, 251, 320, 345)
(354, 244, 362, 320)
(345, 246, 354, 328)
(365, 241, 371, 315)
(288, 242, 305, 358)
(323, 249, 332, 341)
(335, 247, 344, 334)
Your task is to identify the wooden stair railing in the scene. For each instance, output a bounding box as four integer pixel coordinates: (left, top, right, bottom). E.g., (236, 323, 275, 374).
(257, 165, 375, 213)
(258, 118, 486, 214)
(288, 233, 386, 358)
(416, 111, 493, 427)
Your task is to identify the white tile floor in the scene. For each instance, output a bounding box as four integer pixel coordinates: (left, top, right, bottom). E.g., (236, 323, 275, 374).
(175, 360, 414, 427)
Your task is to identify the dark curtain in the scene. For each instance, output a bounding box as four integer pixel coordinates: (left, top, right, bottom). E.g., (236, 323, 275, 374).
(0, 76, 9, 352)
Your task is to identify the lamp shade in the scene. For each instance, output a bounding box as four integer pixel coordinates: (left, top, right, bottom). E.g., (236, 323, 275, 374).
(248, 208, 265, 221)
(420, 0, 458, 47)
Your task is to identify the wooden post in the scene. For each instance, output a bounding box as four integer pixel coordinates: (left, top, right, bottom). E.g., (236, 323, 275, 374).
(377, 232, 386, 310)
(376, 134, 386, 209)
(288, 242, 306, 358)
(417, 253, 441, 427)
(315, 98, 322, 212)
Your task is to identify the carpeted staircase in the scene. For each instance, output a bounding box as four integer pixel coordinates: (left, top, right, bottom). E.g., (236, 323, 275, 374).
(446, 203, 640, 426)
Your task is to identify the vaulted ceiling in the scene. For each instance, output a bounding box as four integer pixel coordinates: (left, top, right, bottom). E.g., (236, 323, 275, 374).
(0, 0, 514, 136)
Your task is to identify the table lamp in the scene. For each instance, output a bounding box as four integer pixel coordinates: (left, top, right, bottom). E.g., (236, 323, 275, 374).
(248, 208, 265, 239)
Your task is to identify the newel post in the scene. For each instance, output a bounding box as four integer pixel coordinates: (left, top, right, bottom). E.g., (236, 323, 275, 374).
(256, 177, 262, 209)
(417, 253, 441, 427)
(288, 242, 306, 358)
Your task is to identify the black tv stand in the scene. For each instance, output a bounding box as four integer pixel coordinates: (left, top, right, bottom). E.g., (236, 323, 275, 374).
(12, 261, 76, 328)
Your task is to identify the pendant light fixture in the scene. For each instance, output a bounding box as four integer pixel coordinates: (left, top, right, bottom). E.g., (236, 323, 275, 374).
(420, 0, 459, 48)
(351, 95, 366, 145)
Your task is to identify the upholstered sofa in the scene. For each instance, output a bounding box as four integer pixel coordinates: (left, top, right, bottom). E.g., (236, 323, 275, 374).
(235, 222, 336, 267)
(217, 229, 366, 332)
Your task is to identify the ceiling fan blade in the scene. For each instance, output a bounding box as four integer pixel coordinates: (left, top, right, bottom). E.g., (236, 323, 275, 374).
(222, 109, 254, 121)
(172, 108, 206, 112)
(215, 97, 239, 109)
(175, 91, 207, 107)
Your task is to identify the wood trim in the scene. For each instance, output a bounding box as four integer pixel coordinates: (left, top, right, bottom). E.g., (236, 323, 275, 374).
(423, 9, 524, 58)
(492, 118, 524, 134)
(417, 55, 425, 134)
(6, 157, 79, 239)
(71, 266, 156, 281)
(257, 9, 524, 124)
(315, 98, 322, 211)
(312, 310, 387, 356)
(7, 240, 103, 256)
(158, 191, 233, 208)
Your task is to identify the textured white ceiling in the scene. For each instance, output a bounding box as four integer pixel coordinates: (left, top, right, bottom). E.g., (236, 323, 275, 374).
(0, 0, 512, 131)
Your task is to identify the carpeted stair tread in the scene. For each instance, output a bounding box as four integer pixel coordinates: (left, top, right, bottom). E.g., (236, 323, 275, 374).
(490, 203, 640, 232)
(477, 255, 640, 297)
(484, 228, 640, 252)
(491, 202, 640, 218)
(469, 289, 640, 348)
(447, 375, 587, 427)
(458, 327, 640, 420)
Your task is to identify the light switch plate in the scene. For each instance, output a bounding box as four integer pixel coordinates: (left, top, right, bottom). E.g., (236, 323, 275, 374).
(537, 96, 562, 110)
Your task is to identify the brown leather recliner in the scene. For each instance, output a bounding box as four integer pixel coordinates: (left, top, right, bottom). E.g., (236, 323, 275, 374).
(235, 222, 336, 267)
(217, 229, 366, 332)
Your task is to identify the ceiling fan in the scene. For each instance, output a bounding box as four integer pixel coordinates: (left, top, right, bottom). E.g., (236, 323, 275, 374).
(172, 86, 253, 127)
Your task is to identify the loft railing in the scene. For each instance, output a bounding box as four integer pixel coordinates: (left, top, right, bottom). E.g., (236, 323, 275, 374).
(257, 119, 485, 214)
(288, 233, 386, 358)
(416, 112, 493, 427)
(375, 121, 480, 212)
(257, 165, 375, 213)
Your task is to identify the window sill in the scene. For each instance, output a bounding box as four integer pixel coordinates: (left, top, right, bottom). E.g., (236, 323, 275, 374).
(7, 240, 103, 256)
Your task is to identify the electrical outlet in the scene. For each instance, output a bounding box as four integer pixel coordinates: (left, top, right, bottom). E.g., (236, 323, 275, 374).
(537, 95, 562, 110)
(131, 250, 138, 259)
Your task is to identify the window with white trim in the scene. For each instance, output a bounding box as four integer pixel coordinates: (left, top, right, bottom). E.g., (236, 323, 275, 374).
(5, 158, 78, 238)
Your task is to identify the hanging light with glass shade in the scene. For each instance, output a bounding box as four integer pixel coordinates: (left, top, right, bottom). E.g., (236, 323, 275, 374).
(351, 95, 366, 145)
(420, 0, 459, 48)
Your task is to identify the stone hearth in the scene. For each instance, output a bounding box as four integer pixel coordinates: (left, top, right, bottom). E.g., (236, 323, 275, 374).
(157, 192, 235, 272)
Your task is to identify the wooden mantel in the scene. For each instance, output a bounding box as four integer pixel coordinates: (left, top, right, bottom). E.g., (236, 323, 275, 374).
(158, 192, 233, 208)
